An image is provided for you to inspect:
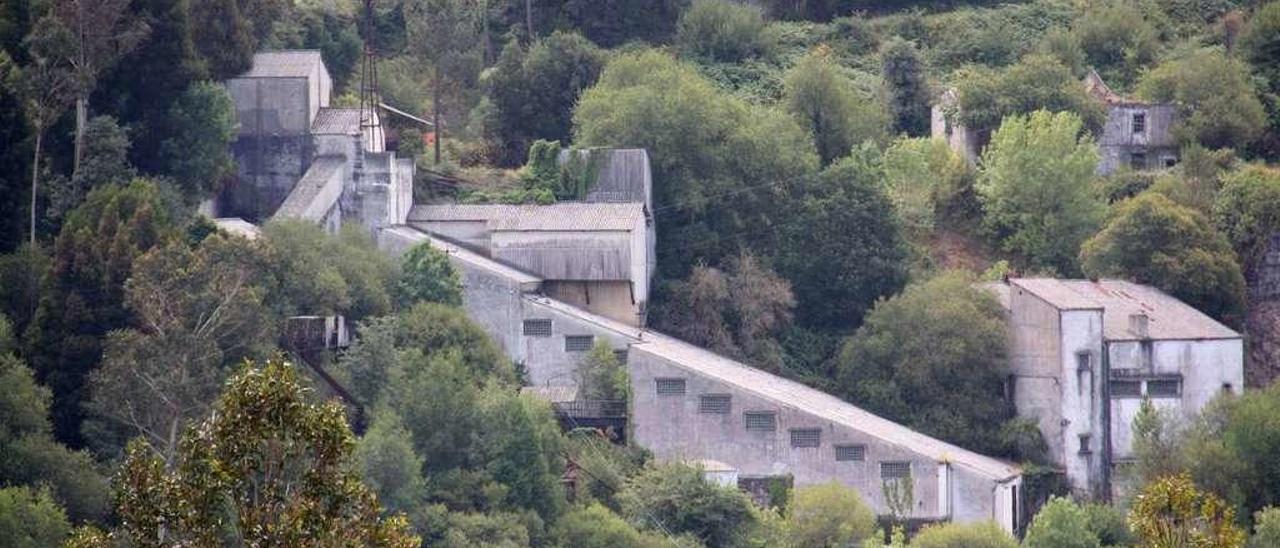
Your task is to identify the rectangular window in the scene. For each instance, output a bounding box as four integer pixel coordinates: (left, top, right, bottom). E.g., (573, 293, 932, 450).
(1164, 157, 1177, 168)
(1076, 351, 1091, 372)
(1110, 380, 1141, 398)
(744, 411, 777, 432)
(613, 349, 629, 363)
(881, 461, 912, 480)
(699, 394, 731, 414)
(1133, 112, 1146, 134)
(564, 335, 594, 352)
(1147, 379, 1181, 398)
(522, 319, 552, 337)
(835, 444, 866, 462)
(1079, 434, 1092, 455)
(790, 428, 821, 448)
(655, 378, 686, 396)
(1130, 152, 1147, 170)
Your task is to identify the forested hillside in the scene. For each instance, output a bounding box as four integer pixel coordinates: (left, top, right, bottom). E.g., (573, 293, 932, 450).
(3, 0, 1280, 546)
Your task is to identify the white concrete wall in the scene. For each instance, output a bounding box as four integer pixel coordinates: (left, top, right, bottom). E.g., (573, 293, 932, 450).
(628, 345, 1012, 527)
(1059, 310, 1105, 494)
(1007, 288, 1068, 466)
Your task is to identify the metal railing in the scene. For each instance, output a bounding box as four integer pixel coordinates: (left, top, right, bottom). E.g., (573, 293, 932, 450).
(553, 400, 627, 419)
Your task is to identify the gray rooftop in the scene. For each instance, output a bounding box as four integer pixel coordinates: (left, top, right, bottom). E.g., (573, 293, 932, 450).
(238, 50, 325, 79)
(312, 108, 363, 135)
(409, 203, 645, 232)
(1007, 278, 1240, 341)
(273, 156, 346, 222)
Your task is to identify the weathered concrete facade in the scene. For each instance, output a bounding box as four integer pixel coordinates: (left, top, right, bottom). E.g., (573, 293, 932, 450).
(986, 278, 1241, 498)
(217, 51, 412, 231)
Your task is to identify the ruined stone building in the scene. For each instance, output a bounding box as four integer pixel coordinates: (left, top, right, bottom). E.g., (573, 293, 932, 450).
(216, 50, 1024, 533)
(210, 51, 413, 232)
(984, 278, 1242, 499)
(931, 69, 1179, 175)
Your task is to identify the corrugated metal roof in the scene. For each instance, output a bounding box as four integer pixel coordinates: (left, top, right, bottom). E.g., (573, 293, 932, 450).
(312, 108, 363, 135)
(239, 50, 325, 79)
(1008, 278, 1240, 341)
(528, 296, 1021, 482)
(409, 203, 644, 232)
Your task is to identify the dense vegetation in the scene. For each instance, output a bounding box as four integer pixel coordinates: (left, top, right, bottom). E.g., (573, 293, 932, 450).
(3, 0, 1280, 545)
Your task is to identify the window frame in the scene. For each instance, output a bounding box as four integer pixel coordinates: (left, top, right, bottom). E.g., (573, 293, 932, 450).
(698, 394, 732, 414)
(880, 461, 912, 480)
(1146, 379, 1181, 398)
(655, 377, 686, 396)
(1132, 112, 1146, 134)
(789, 428, 822, 448)
(744, 411, 777, 432)
(835, 444, 866, 462)
(564, 334, 594, 352)
(522, 319, 552, 337)
(1110, 380, 1141, 398)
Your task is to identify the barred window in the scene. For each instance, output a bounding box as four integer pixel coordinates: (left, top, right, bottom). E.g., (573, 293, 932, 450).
(1110, 380, 1141, 398)
(1147, 379, 1181, 398)
(790, 428, 821, 448)
(880, 462, 911, 480)
(522, 319, 552, 337)
(744, 412, 776, 432)
(699, 394, 731, 414)
(655, 378, 686, 396)
(835, 444, 866, 462)
(613, 349, 629, 363)
(1133, 112, 1146, 134)
(564, 335, 594, 352)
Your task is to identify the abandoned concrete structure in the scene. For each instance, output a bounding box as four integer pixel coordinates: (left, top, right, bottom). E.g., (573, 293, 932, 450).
(984, 278, 1242, 499)
(380, 226, 1024, 532)
(931, 70, 1179, 175)
(215, 51, 412, 231)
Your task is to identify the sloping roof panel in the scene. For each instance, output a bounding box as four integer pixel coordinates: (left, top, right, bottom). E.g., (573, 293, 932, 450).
(1008, 278, 1240, 340)
(240, 50, 325, 79)
(312, 108, 363, 135)
(409, 203, 644, 232)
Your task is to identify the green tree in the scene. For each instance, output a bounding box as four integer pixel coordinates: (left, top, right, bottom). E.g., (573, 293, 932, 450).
(675, 0, 767, 63)
(46, 116, 135, 225)
(652, 253, 794, 372)
(1241, 2, 1280, 95)
(189, 0, 253, 79)
(784, 46, 889, 166)
(335, 316, 402, 407)
(389, 351, 485, 475)
(910, 521, 1017, 548)
(786, 482, 877, 548)
(573, 49, 818, 277)
(94, 359, 419, 547)
(397, 240, 462, 308)
(1250, 507, 1280, 548)
(618, 462, 756, 548)
(355, 411, 428, 519)
(0, 355, 109, 523)
(952, 54, 1106, 138)
(405, 0, 480, 164)
(82, 235, 275, 462)
(1136, 48, 1266, 150)
(880, 37, 930, 137)
(881, 136, 968, 237)
(578, 340, 628, 401)
(1214, 164, 1280, 275)
(1022, 496, 1100, 548)
(262, 221, 398, 321)
(1, 23, 76, 245)
(158, 81, 236, 202)
(1071, 1, 1159, 89)
(0, 486, 70, 548)
(1081, 192, 1246, 324)
(1082, 502, 1135, 548)
(27, 178, 175, 445)
(552, 503, 671, 548)
(977, 110, 1102, 273)
(1128, 473, 1245, 548)
(482, 31, 605, 166)
(835, 271, 1012, 455)
(394, 302, 513, 384)
(777, 145, 909, 330)
(478, 390, 566, 522)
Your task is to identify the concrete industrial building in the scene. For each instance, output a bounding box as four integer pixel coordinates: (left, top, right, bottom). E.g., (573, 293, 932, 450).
(219, 49, 1024, 532)
(213, 51, 412, 232)
(984, 278, 1242, 499)
(931, 70, 1178, 175)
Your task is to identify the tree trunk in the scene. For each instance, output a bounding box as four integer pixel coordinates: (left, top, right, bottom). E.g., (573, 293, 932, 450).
(74, 97, 86, 176)
(482, 0, 492, 64)
(524, 0, 533, 42)
(30, 130, 42, 246)
(433, 84, 441, 165)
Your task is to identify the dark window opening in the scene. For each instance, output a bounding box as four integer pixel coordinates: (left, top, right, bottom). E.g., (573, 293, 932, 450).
(1164, 157, 1177, 168)
(1130, 152, 1147, 170)
(613, 349, 628, 363)
(522, 319, 552, 337)
(790, 428, 821, 448)
(655, 378, 686, 395)
(564, 335, 594, 352)
(1147, 379, 1181, 398)
(699, 394, 731, 414)
(1223, 383, 1234, 395)
(1079, 434, 1092, 455)
(1133, 112, 1146, 134)
(744, 411, 777, 432)
(835, 444, 866, 462)
(881, 461, 911, 480)
(1110, 380, 1141, 398)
